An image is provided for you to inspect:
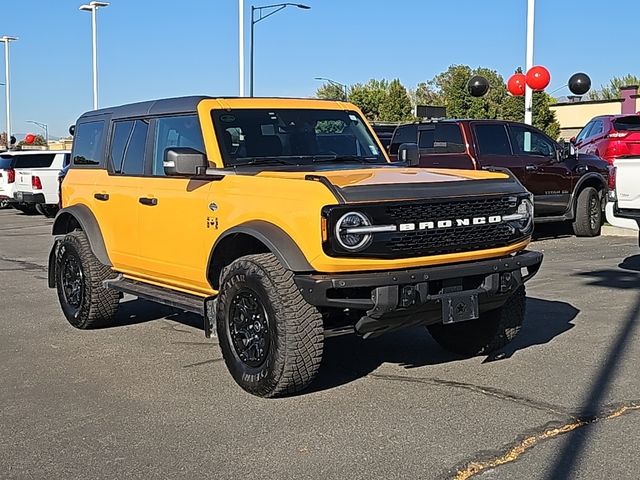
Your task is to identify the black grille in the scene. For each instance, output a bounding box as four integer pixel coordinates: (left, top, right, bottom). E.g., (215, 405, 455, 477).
(324, 194, 527, 259)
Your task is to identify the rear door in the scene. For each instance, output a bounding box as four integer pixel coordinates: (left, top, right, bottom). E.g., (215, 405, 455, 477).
(416, 123, 475, 169)
(509, 124, 572, 216)
(471, 122, 527, 184)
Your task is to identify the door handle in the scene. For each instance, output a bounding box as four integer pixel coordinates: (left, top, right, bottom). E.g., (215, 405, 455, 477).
(94, 193, 109, 201)
(139, 197, 158, 206)
(525, 164, 538, 172)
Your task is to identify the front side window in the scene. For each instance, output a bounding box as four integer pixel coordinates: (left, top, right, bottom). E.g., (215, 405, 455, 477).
(589, 119, 604, 138)
(212, 109, 386, 166)
(72, 120, 105, 166)
(575, 121, 593, 143)
(510, 125, 555, 157)
(418, 124, 465, 153)
(474, 124, 512, 156)
(110, 119, 149, 175)
(153, 115, 205, 175)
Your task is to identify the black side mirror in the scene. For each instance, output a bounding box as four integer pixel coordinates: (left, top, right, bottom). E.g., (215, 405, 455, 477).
(398, 142, 420, 166)
(164, 147, 208, 176)
(557, 139, 576, 161)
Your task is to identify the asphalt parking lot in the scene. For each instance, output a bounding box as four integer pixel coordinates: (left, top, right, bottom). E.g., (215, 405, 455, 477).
(1, 209, 639, 480)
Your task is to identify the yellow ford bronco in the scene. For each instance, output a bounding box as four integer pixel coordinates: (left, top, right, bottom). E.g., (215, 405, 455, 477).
(48, 96, 542, 397)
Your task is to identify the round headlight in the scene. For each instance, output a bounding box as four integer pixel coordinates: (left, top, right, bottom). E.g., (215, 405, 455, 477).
(335, 212, 372, 251)
(517, 198, 534, 233)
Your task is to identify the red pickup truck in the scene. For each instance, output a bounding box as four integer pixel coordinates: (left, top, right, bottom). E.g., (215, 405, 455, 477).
(389, 119, 611, 237)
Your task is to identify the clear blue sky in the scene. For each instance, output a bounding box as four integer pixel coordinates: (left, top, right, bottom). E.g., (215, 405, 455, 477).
(2, 0, 638, 138)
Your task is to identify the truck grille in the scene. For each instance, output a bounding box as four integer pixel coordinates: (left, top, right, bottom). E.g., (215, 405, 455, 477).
(323, 194, 527, 259)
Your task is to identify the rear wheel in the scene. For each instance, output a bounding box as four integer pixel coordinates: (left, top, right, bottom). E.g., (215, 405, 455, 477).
(572, 186, 602, 237)
(55, 230, 119, 329)
(12, 204, 38, 215)
(427, 287, 526, 356)
(36, 204, 59, 218)
(0, 199, 10, 209)
(216, 253, 323, 397)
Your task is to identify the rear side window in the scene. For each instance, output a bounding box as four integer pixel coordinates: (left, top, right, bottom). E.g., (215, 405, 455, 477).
(474, 124, 512, 156)
(389, 124, 417, 154)
(0, 155, 15, 169)
(110, 119, 149, 175)
(613, 116, 640, 131)
(153, 115, 204, 176)
(14, 154, 56, 168)
(418, 124, 465, 153)
(73, 121, 105, 166)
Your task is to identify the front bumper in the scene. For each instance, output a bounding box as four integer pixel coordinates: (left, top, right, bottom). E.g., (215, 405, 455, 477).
(13, 191, 45, 204)
(294, 250, 543, 338)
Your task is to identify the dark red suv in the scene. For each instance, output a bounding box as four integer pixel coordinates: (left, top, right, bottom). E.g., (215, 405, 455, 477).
(573, 114, 640, 164)
(389, 119, 610, 236)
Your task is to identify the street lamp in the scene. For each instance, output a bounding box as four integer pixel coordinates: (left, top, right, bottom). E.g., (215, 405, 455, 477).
(314, 77, 348, 100)
(0, 36, 17, 149)
(26, 121, 48, 144)
(524, 0, 535, 125)
(79, 1, 109, 110)
(250, 3, 310, 97)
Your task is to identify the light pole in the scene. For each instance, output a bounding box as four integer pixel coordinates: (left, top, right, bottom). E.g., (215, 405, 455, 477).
(524, 0, 535, 125)
(0, 36, 17, 149)
(239, 0, 245, 96)
(314, 77, 348, 100)
(26, 121, 48, 144)
(250, 3, 310, 97)
(79, 1, 109, 110)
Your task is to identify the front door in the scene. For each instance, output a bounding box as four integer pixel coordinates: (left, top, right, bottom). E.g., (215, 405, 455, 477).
(136, 115, 214, 294)
(508, 124, 573, 217)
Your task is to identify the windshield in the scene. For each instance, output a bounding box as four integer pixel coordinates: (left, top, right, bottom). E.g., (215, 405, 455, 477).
(613, 115, 640, 132)
(211, 108, 386, 167)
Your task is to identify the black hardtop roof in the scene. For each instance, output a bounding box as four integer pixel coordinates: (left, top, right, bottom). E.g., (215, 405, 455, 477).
(77, 95, 213, 122)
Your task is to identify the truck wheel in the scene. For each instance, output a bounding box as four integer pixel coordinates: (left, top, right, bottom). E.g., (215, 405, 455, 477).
(55, 230, 119, 329)
(427, 287, 525, 356)
(216, 253, 323, 397)
(0, 199, 10, 209)
(572, 187, 602, 237)
(39, 204, 59, 218)
(12, 204, 38, 215)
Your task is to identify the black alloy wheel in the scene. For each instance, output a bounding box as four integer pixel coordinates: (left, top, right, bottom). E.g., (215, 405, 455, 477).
(228, 288, 271, 368)
(60, 250, 85, 315)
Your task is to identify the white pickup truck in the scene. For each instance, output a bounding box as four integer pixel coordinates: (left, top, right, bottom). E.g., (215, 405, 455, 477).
(607, 156, 640, 240)
(11, 150, 70, 217)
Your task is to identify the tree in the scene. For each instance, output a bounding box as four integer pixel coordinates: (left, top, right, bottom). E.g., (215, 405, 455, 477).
(502, 91, 560, 139)
(590, 74, 640, 100)
(348, 79, 389, 121)
(315, 82, 347, 101)
(410, 81, 444, 107)
(379, 79, 413, 122)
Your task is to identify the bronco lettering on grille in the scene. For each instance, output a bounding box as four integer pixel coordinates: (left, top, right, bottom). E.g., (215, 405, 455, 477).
(399, 215, 502, 232)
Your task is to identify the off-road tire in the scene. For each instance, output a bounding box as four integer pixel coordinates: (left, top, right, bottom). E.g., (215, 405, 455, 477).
(427, 286, 526, 356)
(0, 199, 10, 209)
(55, 230, 119, 329)
(216, 253, 323, 398)
(12, 204, 38, 215)
(572, 186, 602, 237)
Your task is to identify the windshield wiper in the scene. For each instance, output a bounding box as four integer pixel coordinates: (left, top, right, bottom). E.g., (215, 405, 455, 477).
(232, 156, 299, 166)
(311, 155, 381, 164)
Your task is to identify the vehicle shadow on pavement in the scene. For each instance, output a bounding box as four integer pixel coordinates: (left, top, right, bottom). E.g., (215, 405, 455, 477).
(574, 255, 640, 289)
(105, 298, 203, 331)
(308, 297, 578, 394)
(619, 254, 640, 272)
(532, 222, 574, 241)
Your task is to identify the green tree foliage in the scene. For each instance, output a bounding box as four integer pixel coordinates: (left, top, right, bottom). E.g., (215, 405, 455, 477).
(410, 81, 444, 107)
(315, 82, 347, 101)
(17, 134, 47, 147)
(379, 79, 413, 122)
(590, 74, 640, 100)
(348, 79, 389, 121)
(502, 91, 560, 139)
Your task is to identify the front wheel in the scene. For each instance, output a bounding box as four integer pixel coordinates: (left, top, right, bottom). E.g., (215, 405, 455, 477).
(216, 253, 323, 397)
(55, 230, 120, 329)
(427, 287, 526, 356)
(572, 186, 602, 237)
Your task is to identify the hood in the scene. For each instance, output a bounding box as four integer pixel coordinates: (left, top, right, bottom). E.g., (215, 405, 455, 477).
(255, 166, 525, 203)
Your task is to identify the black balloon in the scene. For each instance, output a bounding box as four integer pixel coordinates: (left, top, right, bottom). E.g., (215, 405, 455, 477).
(467, 75, 490, 97)
(568, 73, 591, 95)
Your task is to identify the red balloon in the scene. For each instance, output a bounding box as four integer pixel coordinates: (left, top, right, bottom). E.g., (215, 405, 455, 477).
(526, 65, 551, 91)
(507, 73, 526, 96)
(25, 133, 35, 145)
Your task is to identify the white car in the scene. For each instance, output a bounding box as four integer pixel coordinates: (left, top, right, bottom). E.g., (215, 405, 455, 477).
(0, 152, 18, 209)
(607, 156, 640, 236)
(10, 150, 71, 217)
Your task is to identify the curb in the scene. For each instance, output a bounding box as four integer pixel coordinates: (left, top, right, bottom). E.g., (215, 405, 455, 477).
(601, 225, 638, 237)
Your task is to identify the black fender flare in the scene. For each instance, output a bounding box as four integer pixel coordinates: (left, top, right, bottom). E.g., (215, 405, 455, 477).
(52, 204, 112, 266)
(570, 172, 607, 211)
(208, 220, 314, 285)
